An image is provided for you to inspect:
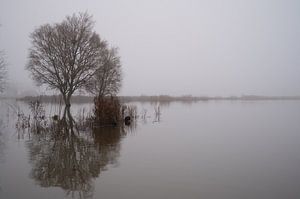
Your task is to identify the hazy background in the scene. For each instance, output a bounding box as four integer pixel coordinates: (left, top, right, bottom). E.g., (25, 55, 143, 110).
(0, 0, 299, 97)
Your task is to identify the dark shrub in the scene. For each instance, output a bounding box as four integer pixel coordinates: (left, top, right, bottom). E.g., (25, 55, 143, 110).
(93, 96, 121, 127)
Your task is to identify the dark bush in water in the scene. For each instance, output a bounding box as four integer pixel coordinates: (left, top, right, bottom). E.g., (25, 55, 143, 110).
(93, 96, 121, 127)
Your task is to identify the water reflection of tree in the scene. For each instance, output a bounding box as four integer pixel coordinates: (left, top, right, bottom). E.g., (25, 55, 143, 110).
(26, 112, 125, 199)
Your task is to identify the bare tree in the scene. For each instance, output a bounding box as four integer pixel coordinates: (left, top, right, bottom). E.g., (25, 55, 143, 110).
(0, 51, 7, 92)
(26, 13, 108, 108)
(86, 47, 122, 98)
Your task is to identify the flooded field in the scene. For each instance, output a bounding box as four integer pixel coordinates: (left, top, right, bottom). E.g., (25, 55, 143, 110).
(0, 100, 300, 199)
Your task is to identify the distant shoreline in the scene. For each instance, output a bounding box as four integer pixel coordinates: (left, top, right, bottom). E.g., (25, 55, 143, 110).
(8, 95, 300, 104)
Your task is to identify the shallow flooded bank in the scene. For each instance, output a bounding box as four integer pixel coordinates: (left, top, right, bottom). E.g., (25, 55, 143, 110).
(1, 100, 300, 199)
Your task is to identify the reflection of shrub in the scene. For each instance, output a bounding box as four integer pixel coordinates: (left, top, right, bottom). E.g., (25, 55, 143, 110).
(93, 96, 121, 126)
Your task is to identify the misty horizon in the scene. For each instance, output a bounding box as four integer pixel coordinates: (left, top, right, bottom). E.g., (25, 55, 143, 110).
(1, 0, 300, 96)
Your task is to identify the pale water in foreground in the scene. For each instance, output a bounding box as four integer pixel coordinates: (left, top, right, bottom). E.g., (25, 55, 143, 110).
(0, 100, 300, 199)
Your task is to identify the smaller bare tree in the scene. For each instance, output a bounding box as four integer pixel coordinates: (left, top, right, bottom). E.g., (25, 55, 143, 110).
(0, 51, 7, 92)
(86, 47, 122, 98)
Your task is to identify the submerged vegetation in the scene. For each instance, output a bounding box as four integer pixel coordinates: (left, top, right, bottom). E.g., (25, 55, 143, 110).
(8, 99, 136, 198)
(93, 96, 121, 127)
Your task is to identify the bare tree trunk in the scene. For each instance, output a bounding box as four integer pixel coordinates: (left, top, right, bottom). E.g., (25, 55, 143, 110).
(61, 93, 72, 121)
(66, 94, 72, 108)
(62, 93, 72, 108)
(62, 105, 75, 127)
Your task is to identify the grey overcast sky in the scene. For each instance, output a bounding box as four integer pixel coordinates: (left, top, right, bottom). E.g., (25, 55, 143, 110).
(0, 0, 300, 96)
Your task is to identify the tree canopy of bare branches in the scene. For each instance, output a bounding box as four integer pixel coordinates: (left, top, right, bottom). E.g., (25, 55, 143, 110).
(86, 47, 122, 98)
(0, 51, 7, 92)
(26, 13, 108, 107)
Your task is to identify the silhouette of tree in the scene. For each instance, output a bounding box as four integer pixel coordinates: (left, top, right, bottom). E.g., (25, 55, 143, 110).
(26, 13, 108, 108)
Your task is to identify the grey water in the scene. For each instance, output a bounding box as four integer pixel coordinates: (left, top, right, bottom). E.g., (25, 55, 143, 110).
(0, 100, 300, 199)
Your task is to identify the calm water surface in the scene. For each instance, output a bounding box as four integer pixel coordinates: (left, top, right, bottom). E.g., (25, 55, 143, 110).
(0, 100, 300, 199)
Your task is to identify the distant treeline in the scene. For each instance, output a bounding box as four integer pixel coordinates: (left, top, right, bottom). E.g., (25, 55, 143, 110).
(17, 94, 300, 104)
(18, 95, 93, 103)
